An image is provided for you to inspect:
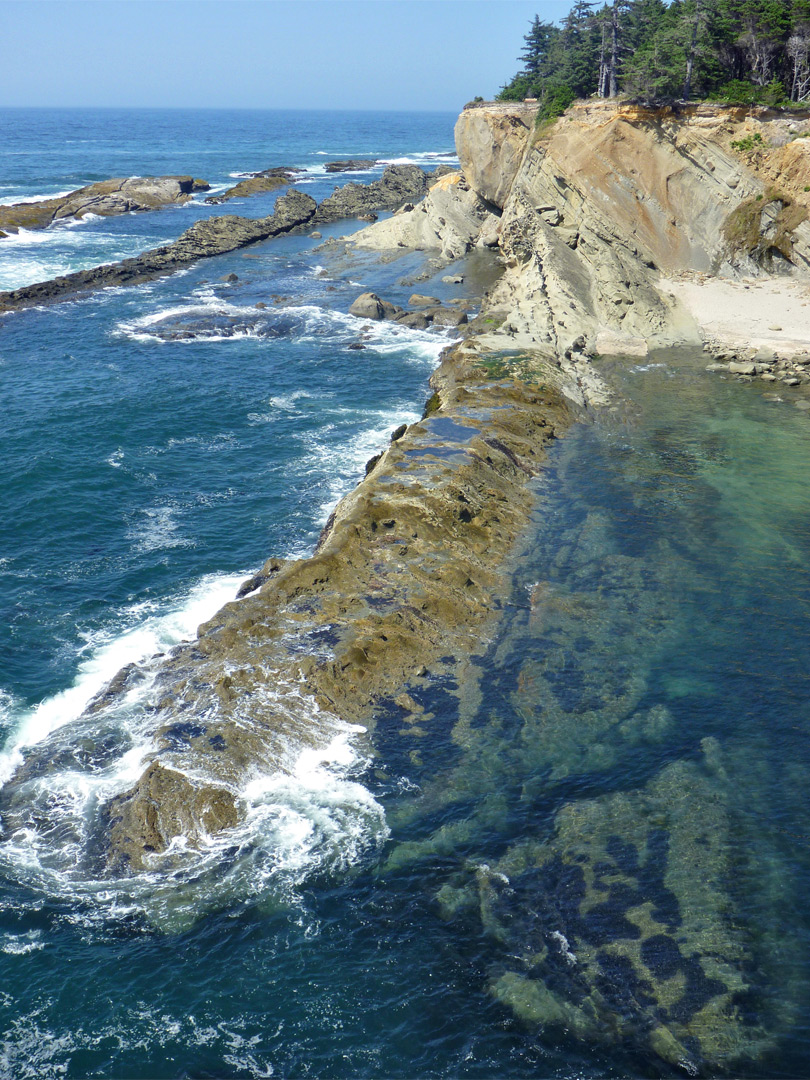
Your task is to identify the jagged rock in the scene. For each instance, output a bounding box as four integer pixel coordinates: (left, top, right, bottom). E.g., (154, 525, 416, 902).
(314, 164, 433, 224)
(0, 189, 318, 312)
(325, 159, 377, 172)
(0, 175, 209, 234)
(352, 172, 500, 260)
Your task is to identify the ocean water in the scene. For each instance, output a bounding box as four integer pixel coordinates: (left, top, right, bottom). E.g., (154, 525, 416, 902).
(1, 108, 810, 1078)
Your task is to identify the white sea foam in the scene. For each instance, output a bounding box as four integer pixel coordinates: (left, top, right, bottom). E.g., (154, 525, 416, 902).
(0, 188, 78, 206)
(0, 571, 246, 786)
(1, 931, 44, 956)
(127, 505, 194, 554)
(0, 568, 386, 932)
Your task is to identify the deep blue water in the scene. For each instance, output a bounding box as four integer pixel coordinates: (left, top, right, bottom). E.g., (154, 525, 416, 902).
(1, 109, 810, 1079)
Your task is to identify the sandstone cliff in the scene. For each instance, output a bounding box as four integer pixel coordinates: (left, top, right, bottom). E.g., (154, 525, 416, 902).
(356, 100, 810, 359)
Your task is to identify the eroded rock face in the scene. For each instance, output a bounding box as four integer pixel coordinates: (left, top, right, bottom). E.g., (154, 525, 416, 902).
(454, 103, 535, 209)
(0, 176, 210, 235)
(352, 172, 501, 260)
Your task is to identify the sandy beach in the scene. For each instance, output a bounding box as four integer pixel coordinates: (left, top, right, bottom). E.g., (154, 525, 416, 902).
(662, 273, 810, 357)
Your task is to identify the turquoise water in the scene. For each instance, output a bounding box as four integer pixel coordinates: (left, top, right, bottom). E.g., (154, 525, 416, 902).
(1, 110, 810, 1077)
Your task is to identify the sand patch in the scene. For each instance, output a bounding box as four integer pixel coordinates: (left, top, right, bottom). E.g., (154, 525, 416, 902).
(661, 274, 810, 357)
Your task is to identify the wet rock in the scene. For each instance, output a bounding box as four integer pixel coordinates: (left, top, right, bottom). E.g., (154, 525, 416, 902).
(394, 311, 430, 330)
(1, 341, 580, 874)
(0, 175, 210, 235)
(425, 306, 468, 327)
(0, 188, 318, 312)
(409, 294, 440, 307)
(348, 291, 403, 321)
(325, 159, 377, 172)
(314, 164, 433, 224)
(728, 361, 758, 375)
(204, 171, 298, 204)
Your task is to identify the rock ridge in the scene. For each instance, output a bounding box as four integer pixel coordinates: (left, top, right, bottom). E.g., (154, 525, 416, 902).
(0, 175, 210, 237)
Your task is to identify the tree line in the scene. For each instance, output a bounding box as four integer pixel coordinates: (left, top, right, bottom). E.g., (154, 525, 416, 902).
(497, 1, 810, 116)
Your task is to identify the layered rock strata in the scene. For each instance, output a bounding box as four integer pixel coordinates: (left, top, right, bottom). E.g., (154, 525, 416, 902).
(355, 100, 810, 359)
(0, 175, 210, 237)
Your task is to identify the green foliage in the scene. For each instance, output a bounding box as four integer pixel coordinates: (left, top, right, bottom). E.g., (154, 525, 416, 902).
(538, 82, 578, 120)
(497, 0, 810, 106)
(730, 131, 765, 150)
(723, 188, 808, 264)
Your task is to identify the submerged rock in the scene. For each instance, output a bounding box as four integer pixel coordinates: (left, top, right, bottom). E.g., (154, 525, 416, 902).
(437, 740, 775, 1071)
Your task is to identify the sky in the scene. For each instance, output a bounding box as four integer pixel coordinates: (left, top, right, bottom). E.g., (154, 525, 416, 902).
(0, 0, 575, 111)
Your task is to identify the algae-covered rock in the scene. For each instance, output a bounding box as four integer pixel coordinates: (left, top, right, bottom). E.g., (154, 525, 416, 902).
(438, 739, 774, 1072)
(0, 175, 210, 235)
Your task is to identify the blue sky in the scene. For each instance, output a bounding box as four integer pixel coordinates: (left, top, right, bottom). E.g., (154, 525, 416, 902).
(0, 0, 574, 110)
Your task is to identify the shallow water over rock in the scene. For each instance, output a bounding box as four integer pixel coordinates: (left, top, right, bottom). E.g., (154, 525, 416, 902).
(377, 348, 810, 1075)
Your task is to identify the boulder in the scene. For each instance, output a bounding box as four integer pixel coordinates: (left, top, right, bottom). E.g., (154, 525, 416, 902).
(395, 311, 431, 330)
(425, 306, 468, 327)
(349, 291, 403, 321)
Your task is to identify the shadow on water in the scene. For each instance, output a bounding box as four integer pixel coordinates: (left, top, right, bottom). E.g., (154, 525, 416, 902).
(376, 348, 810, 1076)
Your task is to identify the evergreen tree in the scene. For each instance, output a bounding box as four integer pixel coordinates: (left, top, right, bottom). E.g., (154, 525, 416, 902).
(496, 0, 810, 109)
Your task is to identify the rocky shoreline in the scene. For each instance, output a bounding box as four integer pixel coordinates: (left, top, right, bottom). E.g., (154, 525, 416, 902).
(0, 165, 446, 314)
(4, 98, 810, 1071)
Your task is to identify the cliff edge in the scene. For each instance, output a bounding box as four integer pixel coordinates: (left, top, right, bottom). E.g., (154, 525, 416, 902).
(356, 99, 810, 360)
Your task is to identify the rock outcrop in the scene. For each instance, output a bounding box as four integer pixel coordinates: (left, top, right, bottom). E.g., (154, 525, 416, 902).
(204, 168, 304, 204)
(352, 171, 500, 259)
(355, 100, 810, 359)
(0, 175, 209, 236)
(0, 189, 318, 311)
(314, 164, 439, 224)
(0, 342, 587, 875)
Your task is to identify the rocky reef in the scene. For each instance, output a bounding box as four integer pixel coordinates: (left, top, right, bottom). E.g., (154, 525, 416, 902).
(204, 167, 304, 205)
(0, 189, 319, 311)
(0, 165, 445, 313)
(0, 341, 587, 875)
(0, 175, 209, 237)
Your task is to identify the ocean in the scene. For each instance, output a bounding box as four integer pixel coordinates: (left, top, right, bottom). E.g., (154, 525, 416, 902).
(1, 107, 810, 1078)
